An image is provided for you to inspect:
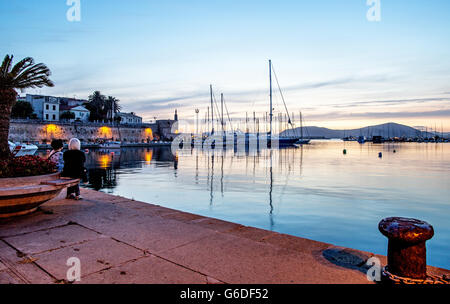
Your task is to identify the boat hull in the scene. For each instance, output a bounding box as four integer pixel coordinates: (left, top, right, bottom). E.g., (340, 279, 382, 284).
(0, 187, 63, 218)
(295, 139, 311, 145)
(0, 173, 79, 218)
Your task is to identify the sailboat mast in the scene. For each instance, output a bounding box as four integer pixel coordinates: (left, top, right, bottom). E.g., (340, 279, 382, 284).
(221, 93, 224, 132)
(300, 111, 303, 140)
(207, 107, 210, 136)
(269, 60, 273, 136)
(210, 85, 214, 135)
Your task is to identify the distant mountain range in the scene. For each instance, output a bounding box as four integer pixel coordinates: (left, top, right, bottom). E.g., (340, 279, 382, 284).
(280, 122, 448, 139)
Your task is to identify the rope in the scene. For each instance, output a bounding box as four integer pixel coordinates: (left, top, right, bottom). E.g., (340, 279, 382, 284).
(382, 267, 450, 285)
(222, 95, 234, 132)
(271, 63, 295, 131)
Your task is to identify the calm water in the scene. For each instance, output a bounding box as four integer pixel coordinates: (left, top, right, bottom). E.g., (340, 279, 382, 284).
(48, 141, 450, 269)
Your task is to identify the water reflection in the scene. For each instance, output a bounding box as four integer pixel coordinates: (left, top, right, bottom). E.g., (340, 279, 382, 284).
(39, 142, 450, 269)
(85, 147, 176, 191)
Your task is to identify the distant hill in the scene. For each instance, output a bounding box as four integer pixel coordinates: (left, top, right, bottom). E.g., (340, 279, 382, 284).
(280, 122, 442, 139)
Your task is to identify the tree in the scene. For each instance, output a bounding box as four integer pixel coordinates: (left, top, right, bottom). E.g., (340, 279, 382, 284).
(60, 111, 75, 120)
(11, 100, 34, 119)
(0, 55, 54, 159)
(106, 96, 121, 121)
(85, 91, 121, 122)
(86, 91, 106, 122)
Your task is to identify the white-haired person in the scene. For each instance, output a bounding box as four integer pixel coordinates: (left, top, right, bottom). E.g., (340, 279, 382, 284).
(62, 138, 86, 200)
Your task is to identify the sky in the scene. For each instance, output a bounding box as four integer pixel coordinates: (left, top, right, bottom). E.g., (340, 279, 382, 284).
(1, 0, 450, 131)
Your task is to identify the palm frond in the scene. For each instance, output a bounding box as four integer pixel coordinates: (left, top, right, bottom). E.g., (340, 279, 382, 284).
(0, 57, 54, 90)
(0, 55, 14, 77)
(10, 57, 34, 78)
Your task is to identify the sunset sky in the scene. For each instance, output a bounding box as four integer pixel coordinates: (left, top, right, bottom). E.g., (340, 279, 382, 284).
(1, 0, 449, 131)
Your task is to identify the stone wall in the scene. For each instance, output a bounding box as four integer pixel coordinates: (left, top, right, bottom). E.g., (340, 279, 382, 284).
(8, 120, 177, 144)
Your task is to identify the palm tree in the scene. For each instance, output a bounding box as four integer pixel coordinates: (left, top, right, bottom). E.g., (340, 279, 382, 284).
(0, 55, 54, 159)
(86, 91, 106, 122)
(106, 96, 121, 121)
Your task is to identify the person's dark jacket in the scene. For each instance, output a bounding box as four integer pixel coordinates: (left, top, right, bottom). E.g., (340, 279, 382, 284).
(62, 150, 86, 179)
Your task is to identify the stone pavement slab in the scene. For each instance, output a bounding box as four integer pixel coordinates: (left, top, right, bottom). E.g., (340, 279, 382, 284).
(0, 188, 448, 284)
(81, 255, 209, 284)
(4, 224, 101, 255)
(157, 231, 368, 284)
(33, 236, 145, 281)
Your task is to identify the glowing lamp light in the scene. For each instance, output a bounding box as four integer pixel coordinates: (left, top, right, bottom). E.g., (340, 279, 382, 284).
(144, 128, 154, 140)
(45, 124, 61, 136)
(98, 126, 113, 138)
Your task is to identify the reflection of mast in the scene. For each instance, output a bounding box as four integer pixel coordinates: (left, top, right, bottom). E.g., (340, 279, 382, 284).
(299, 145, 304, 176)
(220, 154, 224, 196)
(195, 153, 199, 184)
(269, 149, 274, 230)
(210, 152, 215, 206)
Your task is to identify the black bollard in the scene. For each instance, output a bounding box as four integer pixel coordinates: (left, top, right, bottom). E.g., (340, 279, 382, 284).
(379, 217, 434, 280)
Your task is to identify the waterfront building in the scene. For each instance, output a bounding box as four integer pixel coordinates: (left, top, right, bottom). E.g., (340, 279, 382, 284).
(58, 97, 87, 108)
(26, 94, 60, 121)
(69, 105, 90, 122)
(116, 112, 143, 125)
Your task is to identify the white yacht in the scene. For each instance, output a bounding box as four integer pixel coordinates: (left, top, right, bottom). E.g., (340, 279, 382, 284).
(9, 141, 38, 157)
(98, 140, 121, 149)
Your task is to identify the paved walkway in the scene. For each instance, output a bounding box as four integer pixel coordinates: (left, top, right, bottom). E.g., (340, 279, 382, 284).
(0, 189, 448, 284)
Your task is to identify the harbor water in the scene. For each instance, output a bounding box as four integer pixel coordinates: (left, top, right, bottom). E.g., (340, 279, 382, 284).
(43, 141, 450, 269)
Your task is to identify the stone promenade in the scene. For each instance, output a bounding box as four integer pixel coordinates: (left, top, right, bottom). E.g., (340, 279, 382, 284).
(0, 189, 448, 284)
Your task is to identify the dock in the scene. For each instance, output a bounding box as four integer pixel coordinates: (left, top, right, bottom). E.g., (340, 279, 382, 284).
(0, 189, 448, 284)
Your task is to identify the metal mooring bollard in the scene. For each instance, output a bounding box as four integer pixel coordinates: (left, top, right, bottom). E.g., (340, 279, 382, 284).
(379, 217, 434, 280)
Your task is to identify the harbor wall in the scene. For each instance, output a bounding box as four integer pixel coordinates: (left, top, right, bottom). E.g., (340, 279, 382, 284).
(8, 120, 177, 144)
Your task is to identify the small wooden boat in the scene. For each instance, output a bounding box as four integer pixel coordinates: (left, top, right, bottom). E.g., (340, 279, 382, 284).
(0, 173, 79, 218)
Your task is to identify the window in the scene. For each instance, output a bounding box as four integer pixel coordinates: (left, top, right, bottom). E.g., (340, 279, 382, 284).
(52, 115, 56, 120)
(46, 104, 49, 110)
(53, 105, 56, 111)
(45, 114, 49, 120)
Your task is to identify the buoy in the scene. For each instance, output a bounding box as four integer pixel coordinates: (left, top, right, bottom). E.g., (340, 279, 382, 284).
(343, 149, 347, 155)
(378, 152, 383, 158)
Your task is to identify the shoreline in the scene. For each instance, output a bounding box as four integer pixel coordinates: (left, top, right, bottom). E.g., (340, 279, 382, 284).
(0, 189, 448, 284)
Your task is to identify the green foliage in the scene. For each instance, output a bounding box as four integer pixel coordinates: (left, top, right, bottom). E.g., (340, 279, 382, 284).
(86, 91, 121, 122)
(0, 55, 54, 91)
(60, 111, 75, 120)
(11, 100, 34, 119)
(0, 54, 54, 159)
